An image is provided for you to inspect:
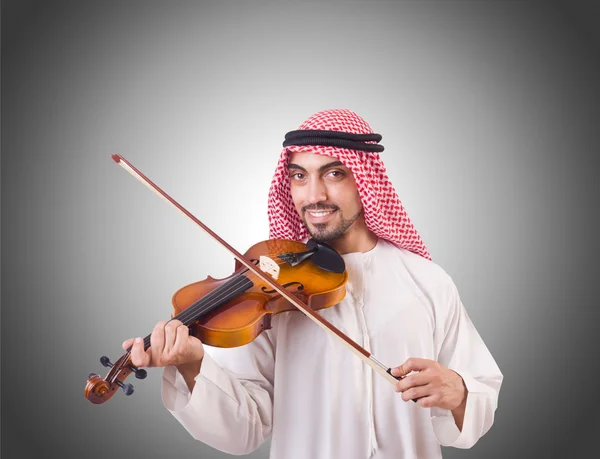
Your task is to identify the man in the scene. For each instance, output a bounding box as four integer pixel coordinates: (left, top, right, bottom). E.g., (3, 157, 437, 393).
(124, 109, 503, 458)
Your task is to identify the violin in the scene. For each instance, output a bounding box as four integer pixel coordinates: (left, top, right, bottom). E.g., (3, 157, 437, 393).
(85, 238, 347, 404)
(85, 154, 411, 405)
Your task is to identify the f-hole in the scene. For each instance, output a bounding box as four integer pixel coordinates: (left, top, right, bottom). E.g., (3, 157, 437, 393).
(261, 282, 304, 294)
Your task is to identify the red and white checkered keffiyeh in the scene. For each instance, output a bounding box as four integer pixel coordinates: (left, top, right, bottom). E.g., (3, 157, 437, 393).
(267, 109, 431, 261)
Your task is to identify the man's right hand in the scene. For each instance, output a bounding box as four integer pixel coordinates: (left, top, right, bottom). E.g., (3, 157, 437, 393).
(122, 319, 205, 392)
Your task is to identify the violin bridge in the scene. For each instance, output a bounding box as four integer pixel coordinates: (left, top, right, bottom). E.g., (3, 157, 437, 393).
(259, 256, 280, 280)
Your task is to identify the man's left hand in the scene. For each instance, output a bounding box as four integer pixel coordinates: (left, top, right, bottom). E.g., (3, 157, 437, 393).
(391, 358, 467, 411)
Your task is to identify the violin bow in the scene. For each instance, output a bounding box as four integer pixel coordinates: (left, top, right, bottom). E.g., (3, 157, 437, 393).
(111, 154, 404, 387)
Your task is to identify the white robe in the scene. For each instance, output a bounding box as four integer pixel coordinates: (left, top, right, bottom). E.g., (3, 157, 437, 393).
(161, 238, 503, 458)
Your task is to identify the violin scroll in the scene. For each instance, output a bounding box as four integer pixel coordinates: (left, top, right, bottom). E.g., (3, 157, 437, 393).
(84, 353, 145, 404)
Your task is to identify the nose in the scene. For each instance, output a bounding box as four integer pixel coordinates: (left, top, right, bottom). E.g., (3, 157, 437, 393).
(306, 177, 327, 204)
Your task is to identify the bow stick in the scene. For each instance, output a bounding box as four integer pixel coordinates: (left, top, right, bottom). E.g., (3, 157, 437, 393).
(111, 154, 406, 387)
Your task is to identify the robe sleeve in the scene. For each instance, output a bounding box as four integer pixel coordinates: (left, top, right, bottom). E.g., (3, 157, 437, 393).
(160, 330, 275, 455)
(430, 278, 503, 449)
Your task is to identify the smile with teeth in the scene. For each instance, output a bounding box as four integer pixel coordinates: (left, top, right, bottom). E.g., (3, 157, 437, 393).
(306, 209, 337, 222)
(308, 210, 334, 217)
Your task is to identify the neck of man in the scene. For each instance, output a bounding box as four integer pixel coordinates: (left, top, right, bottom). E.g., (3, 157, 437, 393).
(326, 217, 378, 255)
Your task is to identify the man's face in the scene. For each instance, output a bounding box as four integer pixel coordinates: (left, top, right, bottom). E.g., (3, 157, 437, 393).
(287, 151, 363, 242)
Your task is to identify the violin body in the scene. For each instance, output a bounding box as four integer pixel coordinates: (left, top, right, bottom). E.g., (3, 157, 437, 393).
(176, 239, 347, 348)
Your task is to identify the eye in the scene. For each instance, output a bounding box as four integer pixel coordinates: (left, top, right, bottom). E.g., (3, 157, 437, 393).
(327, 170, 345, 178)
(290, 172, 305, 180)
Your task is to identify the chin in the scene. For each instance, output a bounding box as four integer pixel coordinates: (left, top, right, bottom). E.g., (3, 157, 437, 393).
(308, 226, 339, 243)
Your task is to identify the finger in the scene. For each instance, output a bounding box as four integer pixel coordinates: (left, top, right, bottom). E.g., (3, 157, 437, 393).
(163, 320, 183, 354)
(391, 358, 436, 377)
(174, 324, 190, 355)
(401, 383, 433, 403)
(395, 371, 432, 393)
(150, 321, 167, 364)
(415, 394, 440, 408)
(122, 338, 135, 350)
(130, 337, 151, 367)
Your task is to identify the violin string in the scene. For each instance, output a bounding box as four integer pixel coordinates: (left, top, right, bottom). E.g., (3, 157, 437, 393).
(170, 253, 300, 326)
(171, 275, 252, 326)
(122, 280, 247, 374)
(127, 255, 317, 373)
(139, 257, 294, 351)
(139, 274, 251, 350)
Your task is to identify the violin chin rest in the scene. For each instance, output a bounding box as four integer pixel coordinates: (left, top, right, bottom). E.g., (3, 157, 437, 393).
(306, 239, 346, 274)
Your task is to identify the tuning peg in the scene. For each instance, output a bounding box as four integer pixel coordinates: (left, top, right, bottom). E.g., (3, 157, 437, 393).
(116, 380, 134, 395)
(100, 356, 113, 367)
(88, 373, 99, 379)
(129, 365, 147, 379)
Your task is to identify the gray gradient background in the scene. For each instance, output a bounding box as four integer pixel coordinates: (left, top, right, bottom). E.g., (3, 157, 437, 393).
(2, 1, 599, 458)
